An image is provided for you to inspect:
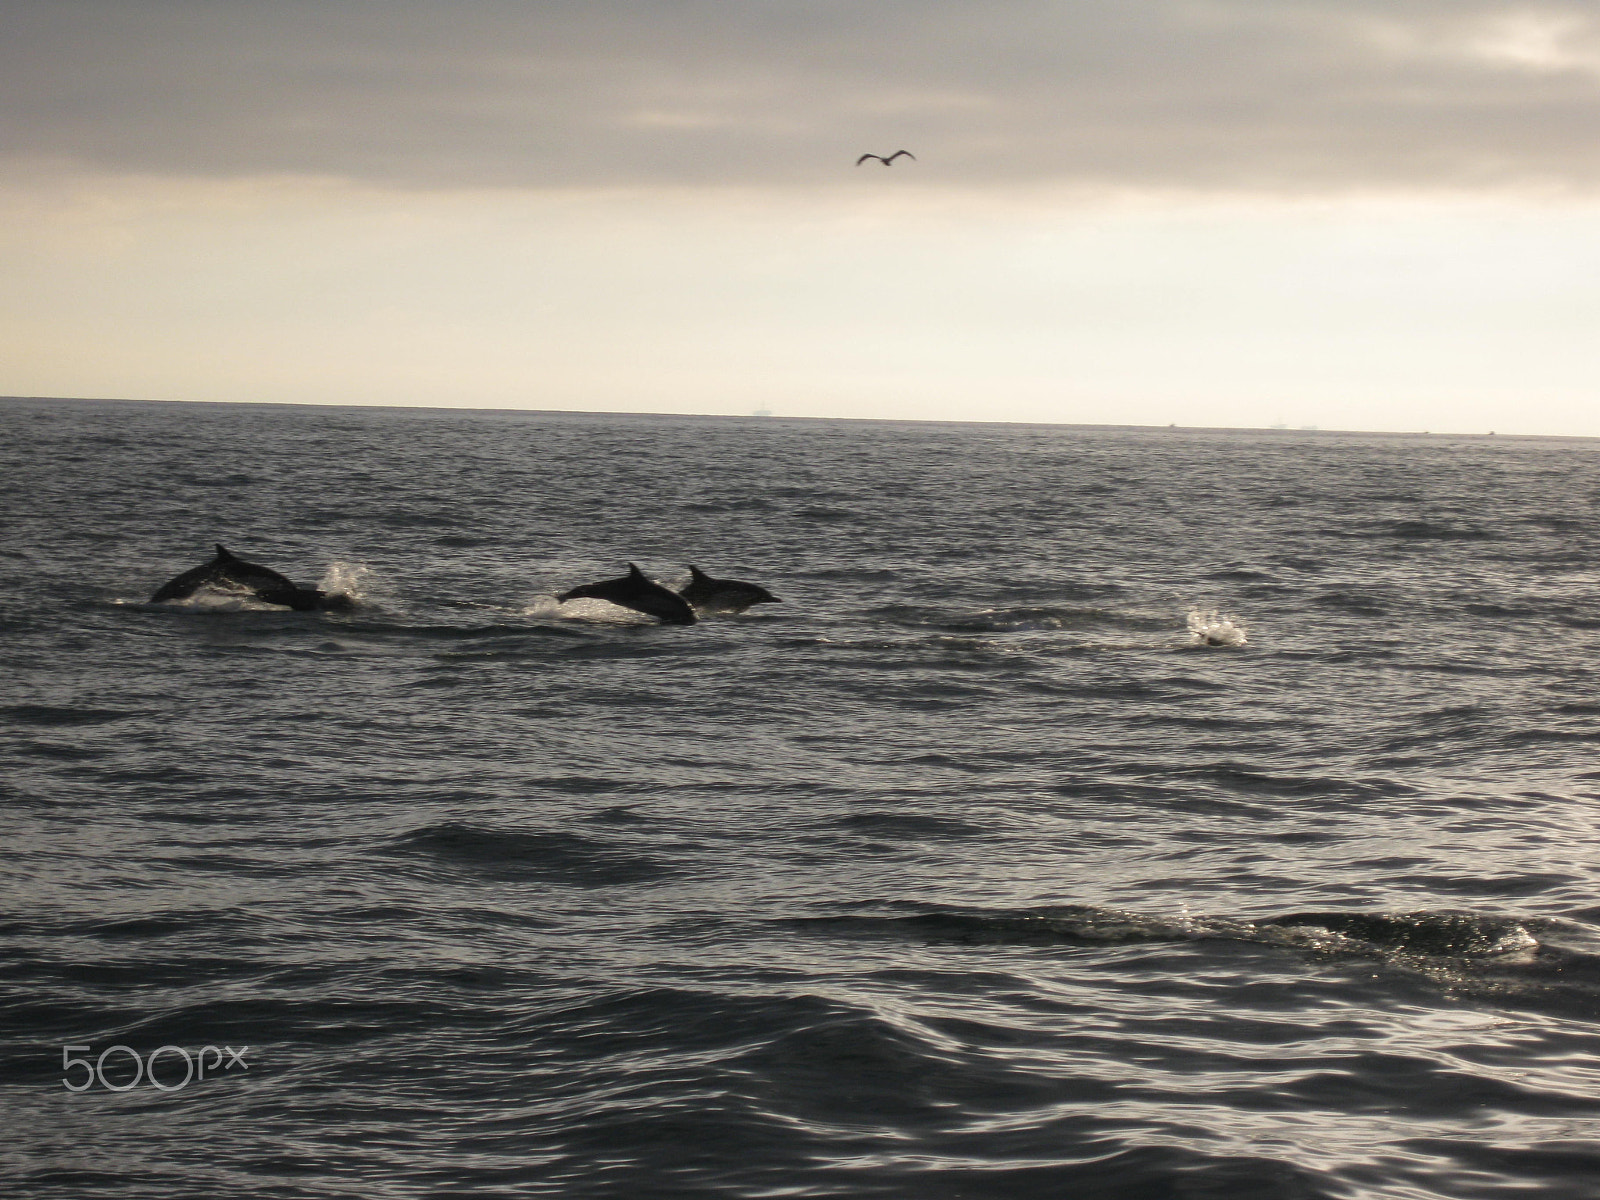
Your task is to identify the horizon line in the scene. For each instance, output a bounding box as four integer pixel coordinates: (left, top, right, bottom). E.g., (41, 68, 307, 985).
(2, 393, 1588, 442)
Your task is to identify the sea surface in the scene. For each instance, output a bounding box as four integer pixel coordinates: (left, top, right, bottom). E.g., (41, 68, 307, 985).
(4, 396, 1600, 1199)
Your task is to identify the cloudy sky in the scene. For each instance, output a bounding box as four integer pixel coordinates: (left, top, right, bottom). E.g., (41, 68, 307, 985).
(4, 0, 1600, 433)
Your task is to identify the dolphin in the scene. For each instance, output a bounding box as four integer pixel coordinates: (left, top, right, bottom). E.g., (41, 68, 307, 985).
(557, 564, 697, 625)
(678, 564, 780, 613)
(149, 544, 354, 612)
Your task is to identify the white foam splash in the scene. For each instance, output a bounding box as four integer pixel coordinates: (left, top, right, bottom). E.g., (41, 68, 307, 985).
(533, 596, 653, 624)
(521, 595, 567, 619)
(1485, 925, 1540, 956)
(1187, 607, 1248, 647)
(318, 561, 371, 603)
(177, 586, 284, 612)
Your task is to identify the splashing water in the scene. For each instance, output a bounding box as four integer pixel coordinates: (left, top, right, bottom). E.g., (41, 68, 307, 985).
(550, 597, 657, 624)
(178, 587, 286, 612)
(1187, 607, 1247, 646)
(518, 594, 656, 623)
(318, 561, 372, 604)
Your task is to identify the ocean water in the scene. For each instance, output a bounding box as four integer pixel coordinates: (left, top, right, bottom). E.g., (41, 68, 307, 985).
(4, 396, 1600, 1199)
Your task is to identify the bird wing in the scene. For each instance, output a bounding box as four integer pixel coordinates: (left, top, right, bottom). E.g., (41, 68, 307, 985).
(888, 150, 916, 162)
(855, 154, 882, 166)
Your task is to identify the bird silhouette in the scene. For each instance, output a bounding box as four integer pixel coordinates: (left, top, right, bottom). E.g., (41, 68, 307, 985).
(855, 150, 916, 166)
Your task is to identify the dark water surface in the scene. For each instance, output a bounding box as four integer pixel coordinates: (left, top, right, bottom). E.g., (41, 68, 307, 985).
(4, 397, 1600, 1198)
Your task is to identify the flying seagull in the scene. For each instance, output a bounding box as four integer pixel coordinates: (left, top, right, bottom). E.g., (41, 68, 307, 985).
(855, 150, 916, 166)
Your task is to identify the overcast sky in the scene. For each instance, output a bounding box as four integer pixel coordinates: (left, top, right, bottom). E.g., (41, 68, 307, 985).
(5, 0, 1600, 433)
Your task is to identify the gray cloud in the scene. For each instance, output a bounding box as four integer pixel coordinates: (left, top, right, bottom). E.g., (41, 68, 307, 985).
(4, 0, 1600, 192)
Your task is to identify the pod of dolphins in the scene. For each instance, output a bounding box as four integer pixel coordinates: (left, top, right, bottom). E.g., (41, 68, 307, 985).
(146, 544, 778, 623)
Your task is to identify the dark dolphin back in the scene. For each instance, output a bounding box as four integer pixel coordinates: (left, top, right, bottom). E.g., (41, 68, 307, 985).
(678, 565, 716, 607)
(218, 556, 304, 598)
(149, 558, 226, 603)
(558, 564, 697, 625)
(149, 544, 243, 603)
(679, 564, 779, 611)
(149, 543, 331, 610)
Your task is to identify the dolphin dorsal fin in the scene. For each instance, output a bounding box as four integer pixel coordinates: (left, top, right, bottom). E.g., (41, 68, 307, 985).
(215, 543, 236, 560)
(626, 563, 646, 579)
(687, 564, 709, 581)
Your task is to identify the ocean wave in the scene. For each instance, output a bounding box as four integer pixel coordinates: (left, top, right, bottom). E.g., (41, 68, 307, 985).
(381, 823, 676, 886)
(797, 903, 1573, 975)
(14, 402, 1600, 1200)
(0, 704, 136, 727)
(1380, 520, 1498, 541)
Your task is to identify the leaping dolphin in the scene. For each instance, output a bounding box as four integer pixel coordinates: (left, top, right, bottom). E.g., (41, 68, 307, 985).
(149, 544, 354, 611)
(557, 564, 697, 625)
(678, 565, 780, 613)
